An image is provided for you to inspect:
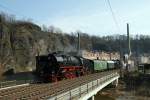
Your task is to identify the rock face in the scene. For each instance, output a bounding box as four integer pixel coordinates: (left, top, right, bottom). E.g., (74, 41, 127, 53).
(0, 14, 79, 73)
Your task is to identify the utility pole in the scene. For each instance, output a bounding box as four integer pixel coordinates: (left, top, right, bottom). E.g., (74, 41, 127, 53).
(127, 23, 131, 56)
(126, 23, 131, 72)
(77, 32, 80, 56)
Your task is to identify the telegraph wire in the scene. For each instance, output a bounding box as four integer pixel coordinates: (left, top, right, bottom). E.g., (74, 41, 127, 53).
(105, 0, 121, 32)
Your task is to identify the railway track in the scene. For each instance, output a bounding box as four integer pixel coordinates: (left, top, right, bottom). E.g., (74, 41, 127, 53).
(0, 70, 118, 100)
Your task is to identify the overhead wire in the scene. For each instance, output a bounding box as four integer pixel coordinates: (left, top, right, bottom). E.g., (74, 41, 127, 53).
(105, 0, 121, 33)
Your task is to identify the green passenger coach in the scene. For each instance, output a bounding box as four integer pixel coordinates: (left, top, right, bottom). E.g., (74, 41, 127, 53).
(93, 60, 107, 71)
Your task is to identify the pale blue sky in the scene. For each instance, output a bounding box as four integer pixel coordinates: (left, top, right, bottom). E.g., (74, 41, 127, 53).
(0, 0, 150, 35)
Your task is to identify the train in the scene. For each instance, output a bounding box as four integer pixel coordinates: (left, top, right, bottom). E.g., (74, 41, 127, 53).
(36, 53, 120, 82)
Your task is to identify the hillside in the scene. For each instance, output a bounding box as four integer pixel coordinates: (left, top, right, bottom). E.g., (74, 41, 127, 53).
(0, 13, 150, 77)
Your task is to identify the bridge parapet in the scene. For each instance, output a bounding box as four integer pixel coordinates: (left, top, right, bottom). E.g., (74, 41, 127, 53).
(48, 71, 120, 100)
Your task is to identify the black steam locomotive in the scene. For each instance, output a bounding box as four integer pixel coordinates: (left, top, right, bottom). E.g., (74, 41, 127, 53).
(36, 53, 120, 82)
